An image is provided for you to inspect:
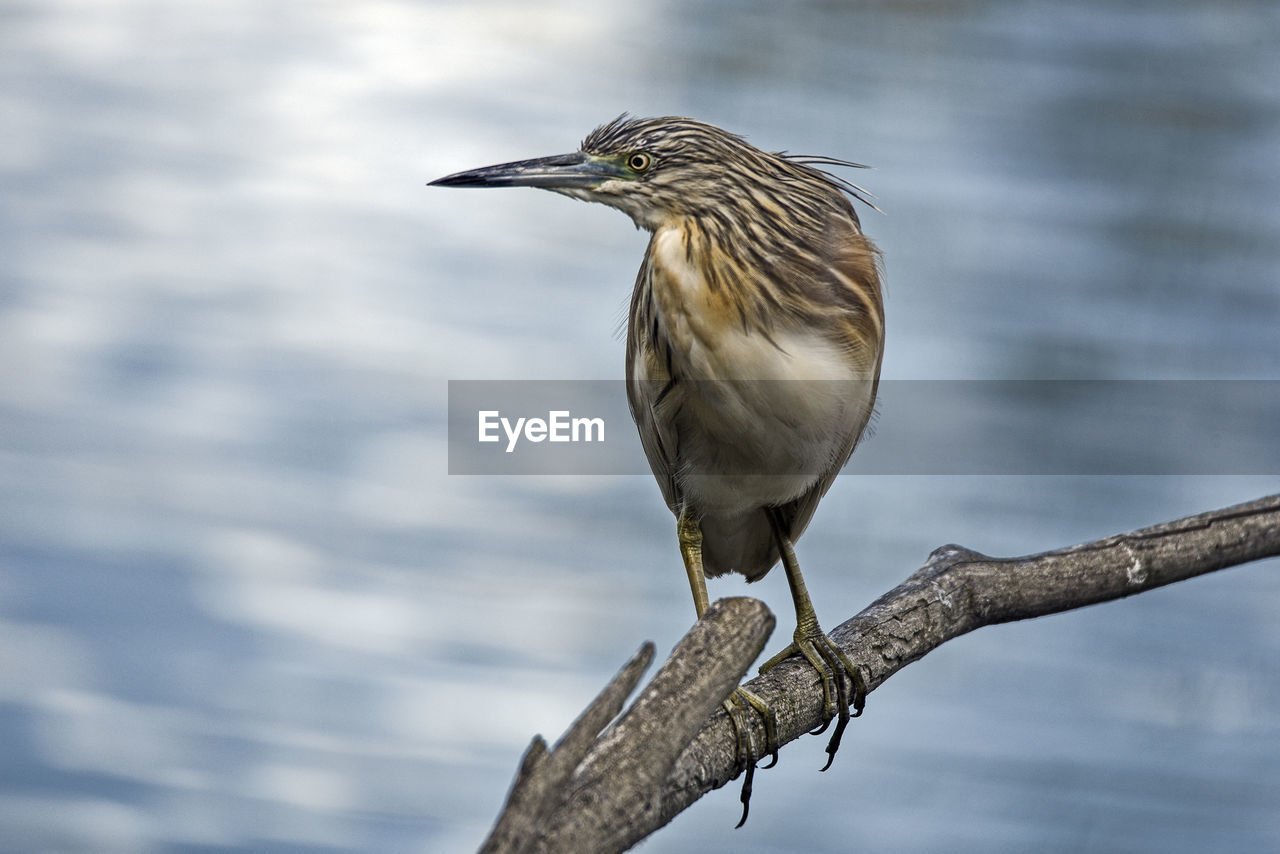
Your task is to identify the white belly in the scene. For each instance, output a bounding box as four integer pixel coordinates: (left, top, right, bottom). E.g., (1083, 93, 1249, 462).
(633, 229, 874, 517)
(653, 339, 871, 516)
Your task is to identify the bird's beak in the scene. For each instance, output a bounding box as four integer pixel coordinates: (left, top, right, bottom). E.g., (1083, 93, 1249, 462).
(428, 152, 624, 190)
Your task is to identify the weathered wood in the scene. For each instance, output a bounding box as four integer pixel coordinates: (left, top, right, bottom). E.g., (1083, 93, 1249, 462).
(479, 641, 656, 854)
(535, 596, 774, 852)
(478, 493, 1280, 854)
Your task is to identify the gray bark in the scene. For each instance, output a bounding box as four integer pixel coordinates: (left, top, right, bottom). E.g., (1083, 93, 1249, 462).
(477, 493, 1280, 854)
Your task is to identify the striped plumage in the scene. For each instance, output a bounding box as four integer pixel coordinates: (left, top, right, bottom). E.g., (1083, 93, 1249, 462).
(576, 117, 885, 582)
(430, 116, 884, 814)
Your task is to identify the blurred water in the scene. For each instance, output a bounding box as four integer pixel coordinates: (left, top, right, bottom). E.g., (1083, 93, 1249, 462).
(1, 1, 1278, 852)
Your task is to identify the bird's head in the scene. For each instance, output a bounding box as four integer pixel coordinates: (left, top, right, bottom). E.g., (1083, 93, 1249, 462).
(429, 115, 874, 233)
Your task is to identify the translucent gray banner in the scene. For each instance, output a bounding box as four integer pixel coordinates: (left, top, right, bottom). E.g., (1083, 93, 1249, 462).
(447, 380, 1280, 475)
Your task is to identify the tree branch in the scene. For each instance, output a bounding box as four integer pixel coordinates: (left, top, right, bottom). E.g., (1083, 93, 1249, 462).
(479, 597, 775, 854)
(478, 493, 1280, 854)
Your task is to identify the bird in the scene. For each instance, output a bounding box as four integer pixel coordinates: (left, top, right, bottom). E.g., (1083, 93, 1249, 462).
(430, 115, 884, 823)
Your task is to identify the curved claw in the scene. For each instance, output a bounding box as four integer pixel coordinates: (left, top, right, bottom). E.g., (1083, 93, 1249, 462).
(819, 691, 848, 771)
(723, 689, 776, 828)
(735, 759, 754, 829)
(770, 626, 867, 771)
(819, 725, 847, 771)
(730, 687, 779, 770)
(722, 696, 754, 770)
(849, 661, 868, 718)
(818, 641, 850, 770)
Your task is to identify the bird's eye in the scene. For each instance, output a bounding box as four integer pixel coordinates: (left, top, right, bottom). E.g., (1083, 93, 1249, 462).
(627, 152, 652, 172)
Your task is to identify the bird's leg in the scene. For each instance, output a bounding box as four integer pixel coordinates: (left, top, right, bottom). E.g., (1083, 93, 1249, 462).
(677, 510, 778, 827)
(760, 507, 866, 771)
(677, 510, 710, 618)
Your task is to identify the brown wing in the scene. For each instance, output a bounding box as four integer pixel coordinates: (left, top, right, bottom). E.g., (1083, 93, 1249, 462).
(707, 221, 884, 581)
(625, 241, 682, 516)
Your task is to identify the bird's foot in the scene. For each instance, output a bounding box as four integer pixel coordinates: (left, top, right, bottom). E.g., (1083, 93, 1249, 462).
(722, 686, 778, 828)
(760, 626, 865, 771)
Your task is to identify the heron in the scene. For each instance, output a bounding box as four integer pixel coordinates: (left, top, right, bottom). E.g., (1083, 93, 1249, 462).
(430, 115, 884, 823)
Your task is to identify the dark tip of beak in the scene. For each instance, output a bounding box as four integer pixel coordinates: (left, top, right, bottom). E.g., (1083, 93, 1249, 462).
(427, 172, 494, 188)
(429, 152, 622, 190)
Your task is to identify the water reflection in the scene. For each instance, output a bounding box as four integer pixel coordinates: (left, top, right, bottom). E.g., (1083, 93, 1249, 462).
(1, 1, 1278, 852)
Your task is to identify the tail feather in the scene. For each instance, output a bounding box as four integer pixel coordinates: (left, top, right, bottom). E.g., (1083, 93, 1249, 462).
(701, 510, 778, 581)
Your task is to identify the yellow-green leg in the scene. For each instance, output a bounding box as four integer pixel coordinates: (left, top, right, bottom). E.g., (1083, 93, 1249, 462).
(760, 506, 866, 771)
(678, 510, 778, 827)
(677, 510, 710, 617)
